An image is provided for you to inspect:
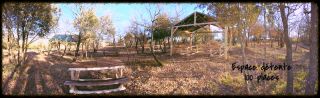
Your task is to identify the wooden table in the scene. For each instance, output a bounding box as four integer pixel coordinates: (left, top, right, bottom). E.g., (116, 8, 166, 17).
(64, 66, 128, 94)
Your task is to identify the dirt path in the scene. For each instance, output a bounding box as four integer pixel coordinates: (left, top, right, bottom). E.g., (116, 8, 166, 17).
(2, 51, 70, 95)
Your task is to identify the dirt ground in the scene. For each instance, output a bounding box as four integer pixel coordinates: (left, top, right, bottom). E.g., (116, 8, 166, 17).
(2, 43, 311, 95)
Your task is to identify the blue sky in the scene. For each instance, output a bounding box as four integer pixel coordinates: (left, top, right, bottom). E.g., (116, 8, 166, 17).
(52, 3, 204, 41)
(47, 3, 307, 42)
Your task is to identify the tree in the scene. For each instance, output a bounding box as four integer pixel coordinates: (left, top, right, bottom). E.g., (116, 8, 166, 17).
(152, 12, 171, 52)
(249, 22, 264, 46)
(279, 3, 303, 94)
(133, 4, 163, 66)
(305, 2, 318, 95)
(198, 3, 262, 94)
(147, 4, 163, 66)
(279, 3, 293, 94)
(124, 32, 134, 48)
(198, 3, 243, 59)
(100, 14, 116, 51)
(73, 6, 99, 61)
(242, 3, 261, 47)
(2, 3, 60, 66)
(131, 13, 149, 54)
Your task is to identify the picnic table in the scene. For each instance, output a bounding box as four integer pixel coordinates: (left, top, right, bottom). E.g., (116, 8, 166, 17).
(64, 66, 128, 94)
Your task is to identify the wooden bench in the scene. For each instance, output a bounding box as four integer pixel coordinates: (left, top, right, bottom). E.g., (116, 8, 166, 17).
(64, 66, 128, 94)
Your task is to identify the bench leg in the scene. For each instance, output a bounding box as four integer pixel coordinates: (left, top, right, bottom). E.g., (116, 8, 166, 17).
(70, 71, 80, 93)
(120, 68, 123, 78)
(116, 69, 118, 78)
(70, 71, 76, 93)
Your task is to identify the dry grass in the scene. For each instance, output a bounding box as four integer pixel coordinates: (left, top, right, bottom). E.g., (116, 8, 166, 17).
(2, 43, 312, 95)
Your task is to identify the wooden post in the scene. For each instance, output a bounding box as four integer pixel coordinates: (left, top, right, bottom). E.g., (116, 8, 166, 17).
(75, 71, 80, 80)
(120, 68, 123, 77)
(116, 69, 119, 78)
(224, 27, 228, 59)
(188, 32, 194, 56)
(194, 12, 197, 24)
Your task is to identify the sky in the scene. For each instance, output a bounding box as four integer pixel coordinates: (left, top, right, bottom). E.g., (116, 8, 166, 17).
(40, 3, 308, 43)
(51, 3, 204, 41)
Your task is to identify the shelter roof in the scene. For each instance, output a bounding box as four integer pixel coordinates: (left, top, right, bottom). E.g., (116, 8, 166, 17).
(174, 12, 220, 32)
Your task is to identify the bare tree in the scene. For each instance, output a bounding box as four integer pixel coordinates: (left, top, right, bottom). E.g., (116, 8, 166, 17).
(133, 4, 163, 66)
(305, 2, 318, 95)
(279, 3, 293, 94)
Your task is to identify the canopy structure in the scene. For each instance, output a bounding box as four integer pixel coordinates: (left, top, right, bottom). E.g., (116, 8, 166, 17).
(170, 12, 229, 59)
(174, 12, 220, 32)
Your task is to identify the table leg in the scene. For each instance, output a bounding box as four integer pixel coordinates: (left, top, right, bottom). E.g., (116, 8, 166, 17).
(70, 71, 76, 93)
(120, 68, 123, 77)
(116, 69, 119, 78)
(75, 71, 80, 80)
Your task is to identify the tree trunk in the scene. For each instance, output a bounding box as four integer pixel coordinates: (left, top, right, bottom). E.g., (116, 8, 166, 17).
(150, 34, 162, 66)
(271, 37, 273, 48)
(58, 41, 61, 52)
(279, 32, 284, 48)
(295, 31, 299, 51)
(85, 43, 88, 58)
(135, 37, 139, 54)
(62, 43, 67, 57)
(81, 43, 84, 57)
(113, 34, 117, 54)
(280, 3, 293, 95)
(245, 35, 248, 47)
(305, 3, 318, 95)
(141, 38, 145, 53)
(164, 38, 167, 53)
(21, 24, 26, 66)
(73, 31, 82, 62)
(93, 41, 97, 53)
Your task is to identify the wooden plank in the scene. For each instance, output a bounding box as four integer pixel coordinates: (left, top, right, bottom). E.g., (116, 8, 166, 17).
(77, 78, 113, 81)
(174, 22, 217, 28)
(68, 66, 125, 71)
(70, 86, 126, 94)
(64, 77, 128, 86)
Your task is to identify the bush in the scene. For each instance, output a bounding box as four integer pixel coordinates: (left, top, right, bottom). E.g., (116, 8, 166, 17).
(294, 71, 307, 94)
(219, 72, 245, 93)
(2, 41, 8, 49)
(271, 79, 286, 94)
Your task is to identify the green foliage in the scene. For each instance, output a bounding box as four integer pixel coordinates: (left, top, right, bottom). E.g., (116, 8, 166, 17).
(291, 38, 299, 43)
(73, 8, 99, 44)
(3, 3, 60, 38)
(272, 79, 286, 94)
(2, 3, 60, 65)
(124, 32, 134, 47)
(125, 60, 163, 68)
(2, 41, 8, 49)
(152, 13, 171, 41)
(294, 71, 308, 94)
(219, 72, 245, 90)
(276, 55, 286, 61)
(2, 64, 15, 79)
